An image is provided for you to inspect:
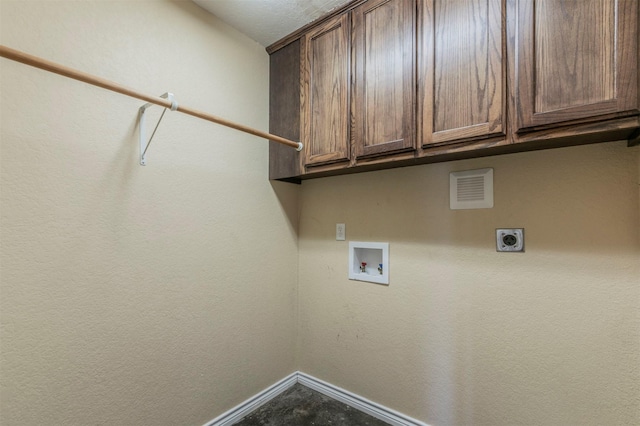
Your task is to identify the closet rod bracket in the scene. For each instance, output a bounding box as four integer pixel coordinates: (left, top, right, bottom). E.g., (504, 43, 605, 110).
(139, 92, 178, 166)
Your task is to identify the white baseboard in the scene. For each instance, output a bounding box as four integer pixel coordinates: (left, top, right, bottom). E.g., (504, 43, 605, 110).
(297, 372, 429, 426)
(204, 372, 298, 426)
(204, 371, 428, 426)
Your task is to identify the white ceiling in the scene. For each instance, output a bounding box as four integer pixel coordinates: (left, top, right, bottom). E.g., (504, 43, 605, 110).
(192, 0, 353, 47)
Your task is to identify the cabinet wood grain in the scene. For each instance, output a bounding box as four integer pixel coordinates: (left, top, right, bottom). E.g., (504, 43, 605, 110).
(514, 0, 638, 131)
(353, 0, 416, 158)
(269, 40, 302, 182)
(268, 0, 639, 182)
(420, 0, 505, 146)
(301, 14, 351, 167)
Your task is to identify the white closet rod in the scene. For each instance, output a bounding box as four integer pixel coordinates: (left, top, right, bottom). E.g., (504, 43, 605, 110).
(0, 45, 303, 151)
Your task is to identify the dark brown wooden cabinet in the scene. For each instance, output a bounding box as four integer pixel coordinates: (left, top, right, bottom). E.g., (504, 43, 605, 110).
(300, 14, 351, 168)
(513, 0, 638, 132)
(269, 40, 302, 181)
(419, 0, 505, 146)
(268, 0, 639, 182)
(353, 0, 416, 158)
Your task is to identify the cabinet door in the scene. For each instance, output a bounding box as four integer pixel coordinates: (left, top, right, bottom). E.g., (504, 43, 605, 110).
(514, 0, 638, 131)
(353, 0, 416, 158)
(301, 14, 351, 167)
(420, 0, 505, 146)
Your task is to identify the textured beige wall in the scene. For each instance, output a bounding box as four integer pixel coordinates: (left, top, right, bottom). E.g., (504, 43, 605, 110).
(2, 2, 639, 426)
(0, 1, 298, 425)
(298, 141, 640, 425)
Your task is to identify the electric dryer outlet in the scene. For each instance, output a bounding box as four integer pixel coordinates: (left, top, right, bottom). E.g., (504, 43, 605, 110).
(496, 228, 524, 252)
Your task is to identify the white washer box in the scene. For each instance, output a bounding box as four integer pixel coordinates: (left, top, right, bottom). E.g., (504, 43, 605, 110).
(348, 242, 389, 285)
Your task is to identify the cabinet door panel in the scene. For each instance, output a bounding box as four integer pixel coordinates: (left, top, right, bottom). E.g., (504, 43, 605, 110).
(515, 0, 638, 131)
(270, 40, 302, 180)
(301, 14, 351, 167)
(421, 0, 505, 146)
(354, 0, 416, 158)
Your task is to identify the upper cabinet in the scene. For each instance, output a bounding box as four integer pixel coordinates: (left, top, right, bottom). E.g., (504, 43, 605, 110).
(353, 0, 416, 158)
(268, 0, 639, 181)
(420, 0, 505, 146)
(301, 14, 351, 167)
(513, 0, 638, 132)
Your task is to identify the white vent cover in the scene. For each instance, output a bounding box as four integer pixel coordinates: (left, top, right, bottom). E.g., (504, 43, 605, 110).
(450, 168, 494, 210)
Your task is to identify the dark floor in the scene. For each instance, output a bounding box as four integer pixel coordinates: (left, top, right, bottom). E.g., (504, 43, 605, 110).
(234, 383, 390, 426)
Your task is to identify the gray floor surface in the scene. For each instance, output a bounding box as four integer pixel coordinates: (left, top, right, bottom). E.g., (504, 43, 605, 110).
(234, 383, 390, 425)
